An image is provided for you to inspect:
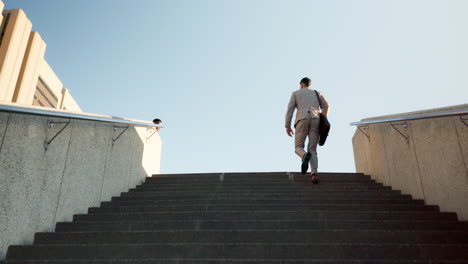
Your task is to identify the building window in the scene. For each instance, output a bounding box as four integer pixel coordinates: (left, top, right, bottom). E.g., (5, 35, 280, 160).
(32, 77, 58, 108)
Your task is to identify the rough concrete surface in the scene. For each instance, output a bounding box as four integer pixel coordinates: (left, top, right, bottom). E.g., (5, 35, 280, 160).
(0, 112, 161, 259)
(100, 126, 135, 202)
(367, 124, 391, 186)
(352, 105, 468, 220)
(381, 122, 424, 199)
(54, 120, 111, 223)
(411, 117, 468, 219)
(0, 112, 9, 152)
(454, 115, 468, 180)
(352, 128, 369, 174)
(0, 114, 54, 258)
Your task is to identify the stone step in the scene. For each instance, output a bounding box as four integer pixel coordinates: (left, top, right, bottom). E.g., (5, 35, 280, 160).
(140, 180, 383, 185)
(119, 190, 403, 197)
(140, 181, 382, 187)
(7, 171, 468, 263)
(34, 230, 468, 245)
(145, 175, 373, 183)
(88, 204, 439, 214)
(101, 198, 425, 208)
(132, 186, 392, 192)
(55, 220, 468, 232)
(7, 243, 468, 261)
(143, 179, 376, 185)
(72, 211, 457, 222)
(147, 172, 368, 180)
(111, 194, 416, 202)
(142, 181, 378, 187)
(144, 178, 375, 184)
(152, 172, 366, 176)
(3, 259, 468, 264)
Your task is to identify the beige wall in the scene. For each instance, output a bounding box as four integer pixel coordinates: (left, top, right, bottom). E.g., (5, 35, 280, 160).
(35, 58, 64, 103)
(352, 104, 468, 220)
(0, 106, 162, 259)
(12, 32, 82, 112)
(13, 32, 46, 105)
(0, 9, 31, 102)
(0, 4, 81, 112)
(0, 1, 4, 24)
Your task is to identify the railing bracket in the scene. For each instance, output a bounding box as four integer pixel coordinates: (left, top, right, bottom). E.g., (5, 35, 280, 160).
(44, 119, 71, 150)
(146, 127, 159, 142)
(460, 115, 468, 127)
(390, 122, 410, 144)
(357, 125, 370, 141)
(112, 124, 130, 145)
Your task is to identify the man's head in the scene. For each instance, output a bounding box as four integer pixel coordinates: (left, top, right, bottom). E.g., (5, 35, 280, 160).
(300, 77, 311, 88)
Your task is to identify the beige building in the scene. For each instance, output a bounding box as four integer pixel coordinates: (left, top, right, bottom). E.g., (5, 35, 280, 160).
(0, 0, 81, 111)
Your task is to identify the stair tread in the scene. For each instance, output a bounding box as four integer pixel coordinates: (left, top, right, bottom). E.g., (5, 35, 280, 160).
(9, 258, 468, 263)
(14, 242, 468, 245)
(4, 260, 468, 264)
(7, 243, 468, 261)
(6, 172, 468, 262)
(34, 230, 468, 244)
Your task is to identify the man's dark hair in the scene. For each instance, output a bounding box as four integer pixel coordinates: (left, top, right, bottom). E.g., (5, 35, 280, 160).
(153, 118, 162, 124)
(300, 77, 311, 87)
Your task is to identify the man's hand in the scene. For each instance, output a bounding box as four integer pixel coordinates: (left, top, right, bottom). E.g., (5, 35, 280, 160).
(286, 127, 294, 137)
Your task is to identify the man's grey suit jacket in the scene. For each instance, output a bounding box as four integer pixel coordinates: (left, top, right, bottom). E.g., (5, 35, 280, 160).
(285, 88, 329, 128)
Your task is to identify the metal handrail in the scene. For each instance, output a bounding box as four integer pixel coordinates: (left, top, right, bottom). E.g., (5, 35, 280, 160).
(350, 107, 468, 126)
(0, 104, 162, 128)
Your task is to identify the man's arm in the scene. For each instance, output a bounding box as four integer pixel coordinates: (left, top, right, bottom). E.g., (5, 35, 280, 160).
(285, 93, 296, 136)
(318, 92, 330, 116)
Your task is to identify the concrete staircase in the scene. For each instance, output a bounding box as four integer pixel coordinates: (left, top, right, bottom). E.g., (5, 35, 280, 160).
(5, 172, 468, 263)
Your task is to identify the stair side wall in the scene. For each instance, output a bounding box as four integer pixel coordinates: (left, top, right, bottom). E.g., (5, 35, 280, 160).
(352, 104, 468, 220)
(0, 111, 161, 259)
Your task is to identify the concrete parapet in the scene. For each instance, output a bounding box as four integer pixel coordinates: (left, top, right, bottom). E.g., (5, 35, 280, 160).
(352, 104, 468, 220)
(0, 107, 161, 259)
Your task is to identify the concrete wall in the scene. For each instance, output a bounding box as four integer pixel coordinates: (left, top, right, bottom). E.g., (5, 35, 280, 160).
(0, 107, 162, 259)
(0, 9, 31, 102)
(352, 104, 468, 220)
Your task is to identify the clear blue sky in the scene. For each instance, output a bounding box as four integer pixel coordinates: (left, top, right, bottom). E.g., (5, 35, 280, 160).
(4, 0, 467, 174)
